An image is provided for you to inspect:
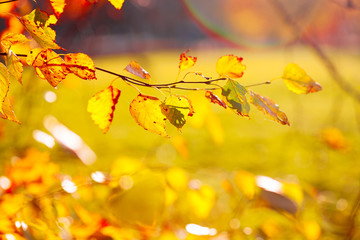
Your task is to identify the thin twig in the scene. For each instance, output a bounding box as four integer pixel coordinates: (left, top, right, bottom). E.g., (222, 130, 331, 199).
(0, 0, 18, 4)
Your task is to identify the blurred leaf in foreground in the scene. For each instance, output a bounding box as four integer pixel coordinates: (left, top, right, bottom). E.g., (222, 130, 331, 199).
(321, 127, 349, 151)
(87, 85, 121, 133)
(216, 55, 246, 78)
(282, 63, 322, 94)
(250, 90, 289, 126)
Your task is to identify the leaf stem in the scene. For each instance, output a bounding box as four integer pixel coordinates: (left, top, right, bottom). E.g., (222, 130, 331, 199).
(245, 81, 271, 88)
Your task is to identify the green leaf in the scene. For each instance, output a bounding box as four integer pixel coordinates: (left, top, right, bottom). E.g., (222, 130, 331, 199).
(0, 63, 10, 114)
(282, 63, 322, 94)
(221, 79, 250, 117)
(250, 91, 289, 126)
(161, 95, 194, 130)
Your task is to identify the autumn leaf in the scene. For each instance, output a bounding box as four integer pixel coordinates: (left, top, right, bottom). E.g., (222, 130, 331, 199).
(179, 50, 197, 72)
(161, 95, 194, 130)
(129, 94, 168, 137)
(250, 91, 289, 126)
(205, 90, 227, 109)
(108, 0, 125, 10)
(6, 51, 23, 84)
(0, 98, 19, 124)
(282, 63, 322, 94)
(0, 33, 29, 50)
(26, 48, 67, 87)
(87, 86, 121, 133)
(124, 61, 151, 80)
(50, 0, 66, 18)
(0, 63, 10, 114)
(64, 53, 96, 80)
(216, 55, 246, 78)
(18, 8, 63, 50)
(221, 79, 250, 117)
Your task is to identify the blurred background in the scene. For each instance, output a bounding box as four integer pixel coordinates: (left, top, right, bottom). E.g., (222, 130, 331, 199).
(1, 0, 360, 239)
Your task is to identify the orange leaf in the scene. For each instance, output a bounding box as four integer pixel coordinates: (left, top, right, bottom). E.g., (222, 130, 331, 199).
(108, 0, 125, 10)
(282, 63, 322, 94)
(0, 98, 20, 124)
(18, 8, 63, 50)
(87, 86, 121, 133)
(0, 33, 29, 50)
(64, 53, 96, 80)
(216, 55, 246, 78)
(250, 91, 289, 125)
(179, 50, 197, 71)
(0, 63, 9, 114)
(124, 61, 151, 80)
(26, 48, 67, 87)
(129, 94, 168, 137)
(205, 90, 227, 109)
(50, 0, 66, 18)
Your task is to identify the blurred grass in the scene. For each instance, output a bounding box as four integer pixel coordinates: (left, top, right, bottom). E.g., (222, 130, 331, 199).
(1, 45, 360, 198)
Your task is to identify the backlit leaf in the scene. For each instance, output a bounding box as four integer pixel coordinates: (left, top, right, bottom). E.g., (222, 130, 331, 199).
(6, 51, 23, 84)
(205, 90, 227, 109)
(64, 53, 96, 80)
(0, 98, 20, 124)
(221, 79, 250, 117)
(124, 60, 151, 80)
(250, 91, 289, 126)
(179, 50, 197, 71)
(108, 0, 125, 10)
(50, 0, 66, 18)
(87, 85, 121, 133)
(129, 94, 168, 137)
(26, 48, 67, 87)
(108, 171, 166, 226)
(235, 171, 258, 199)
(187, 185, 216, 219)
(0, 33, 29, 50)
(0, 63, 9, 114)
(282, 63, 322, 94)
(216, 55, 246, 78)
(18, 8, 63, 50)
(161, 95, 193, 130)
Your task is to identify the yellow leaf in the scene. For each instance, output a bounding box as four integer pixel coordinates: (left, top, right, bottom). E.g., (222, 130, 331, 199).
(282, 182, 304, 207)
(64, 53, 96, 80)
(0, 194, 24, 217)
(129, 94, 168, 137)
(0, 33, 29, 50)
(179, 50, 197, 72)
(205, 113, 224, 146)
(171, 135, 189, 159)
(250, 90, 289, 126)
(87, 85, 121, 133)
(18, 8, 63, 50)
(282, 63, 322, 94)
(0, 98, 20, 124)
(6, 51, 23, 84)
(124, 60, 151, 80)
(50, 0, 66, 18)
(234, 171, 257, 199)
(302, 221, 321, 240)
(26, 48, 67, 87)
(108, 0, 125, 10)
(216, 55, 246, 78)
(0, 63, 10, 114)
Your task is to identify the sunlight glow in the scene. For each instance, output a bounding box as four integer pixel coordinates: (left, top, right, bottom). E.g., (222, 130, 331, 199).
(15, 221, 28, 231)
(91, 171, 106, 183)
(33, 130, 56, 148)
(256, 176, 283, 193)
(44, 91, 57, 103)
(185, 223, 217, 236)
(243, 227, 253, 235)
(61, 178, 77, 193)
(119, 175, 133, 190)
(44, 116, 97, 165)
(0, 176, 11, 190)
(5, 234, 16, 240)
